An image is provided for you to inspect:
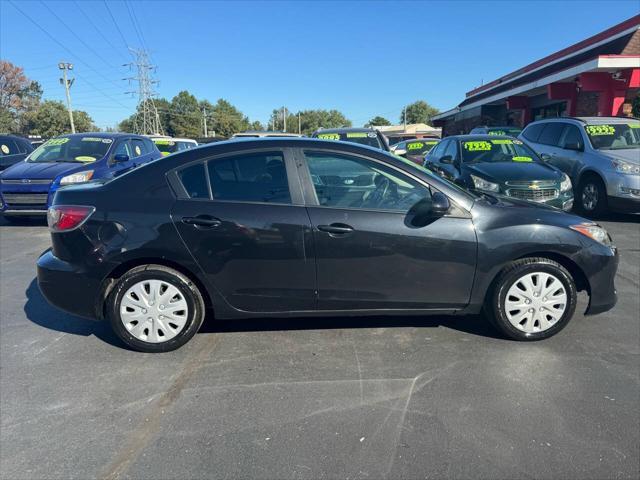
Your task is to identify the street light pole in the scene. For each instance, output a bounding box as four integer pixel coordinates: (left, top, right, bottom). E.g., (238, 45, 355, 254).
(59, 62, 75, 134)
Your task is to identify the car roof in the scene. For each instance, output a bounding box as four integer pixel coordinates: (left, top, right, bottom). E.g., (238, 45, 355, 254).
(313, 127, 377, 134)
(54, 132, 142, 139)
(446, 134, 520, 141)
(526, 117, 639, 125)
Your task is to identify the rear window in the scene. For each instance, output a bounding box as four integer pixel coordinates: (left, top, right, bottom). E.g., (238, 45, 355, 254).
(315, 131, 382, 149)
(0, 138, 19, 156)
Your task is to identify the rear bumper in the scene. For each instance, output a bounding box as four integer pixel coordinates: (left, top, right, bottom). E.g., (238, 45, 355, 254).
(37, 250, 102, 320)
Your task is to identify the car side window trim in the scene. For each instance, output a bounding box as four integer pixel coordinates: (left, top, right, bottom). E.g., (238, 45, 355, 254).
(169, 147, 305, 206)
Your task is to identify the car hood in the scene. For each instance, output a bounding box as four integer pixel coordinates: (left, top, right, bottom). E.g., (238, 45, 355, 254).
(466, 161, 561, 183)
(603, 149, 640, 165)
(0, 160, 89, 180)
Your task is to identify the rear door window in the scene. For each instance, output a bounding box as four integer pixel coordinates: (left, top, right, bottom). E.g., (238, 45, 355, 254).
(0, 139, 19, 156)
(522, 123, 545, 143)
(560, 125, 583, 149)
(178, 163, 209, 199)
(207, 152, 291, 204)
(537, 123, 566, 146)
(131, 138, 148, 158)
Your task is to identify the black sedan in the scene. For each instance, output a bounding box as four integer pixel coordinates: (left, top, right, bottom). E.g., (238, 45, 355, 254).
(38, 138, 617, 352)
(424, 135, 574, 211)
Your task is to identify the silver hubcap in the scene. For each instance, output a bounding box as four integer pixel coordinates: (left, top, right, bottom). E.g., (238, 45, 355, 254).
(120, 279, 189, 343)
(582, 183, 598, 211)
(504, 272, 567, 333)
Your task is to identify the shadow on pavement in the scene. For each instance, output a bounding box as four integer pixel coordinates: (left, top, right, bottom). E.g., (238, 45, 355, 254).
(24, 278, 127, 349)
(25, 277, 503, 350)
(0, 216, 47, 227)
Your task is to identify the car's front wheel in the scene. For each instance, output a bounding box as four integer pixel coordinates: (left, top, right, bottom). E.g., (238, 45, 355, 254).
(106, 265, 206, 352)
(487, 258, 577, 341)
(577, 174, 607, 217)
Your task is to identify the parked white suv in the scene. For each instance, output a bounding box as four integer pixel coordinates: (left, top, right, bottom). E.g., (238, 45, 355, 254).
(520, 117, 639, 215)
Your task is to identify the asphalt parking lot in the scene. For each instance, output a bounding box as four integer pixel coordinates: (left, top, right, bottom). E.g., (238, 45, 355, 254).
(0, 214, 638, 480)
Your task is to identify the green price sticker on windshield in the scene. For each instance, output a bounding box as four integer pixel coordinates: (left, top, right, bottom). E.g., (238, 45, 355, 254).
(154, 139, 175, 146)
(463, 141, 492, 151)
(407, 142, 424, 150)
(512, 156, 533, 162)
(317, 133, 340, 140)
(75, 156, 96, 162)
(488, 131, 505, 136)
(490, 139, 513, 145)
(425, 140, 438, 144)
(628, 124, 640, 129)
(586, 125, 615, 136)
(346, 132, 367, 138)
(46, 138, 69, 146)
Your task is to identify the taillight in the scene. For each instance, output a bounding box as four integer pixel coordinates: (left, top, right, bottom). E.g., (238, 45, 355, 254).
(47, 205, 95, 232)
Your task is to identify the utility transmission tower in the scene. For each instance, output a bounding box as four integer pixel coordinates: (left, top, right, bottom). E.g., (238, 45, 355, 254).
(124, 48, 163, 135)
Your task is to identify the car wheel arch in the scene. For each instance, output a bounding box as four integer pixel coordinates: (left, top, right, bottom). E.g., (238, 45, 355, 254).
(482, 252, 590, 306)
(96, 258, 214, 320)
(577, 169, 606, 189)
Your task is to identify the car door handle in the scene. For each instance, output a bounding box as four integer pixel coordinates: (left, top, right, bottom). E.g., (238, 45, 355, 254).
(317, 223, 354, 235)
(182, 216, 222, 228)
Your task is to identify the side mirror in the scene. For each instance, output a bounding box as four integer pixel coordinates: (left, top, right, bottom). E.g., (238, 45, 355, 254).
(431, 192, 451, 216)
(540, 153, 551, 161)
(564, 142, 583, 152)
(112, 153, 129, 163)
(440, 155, 453, 164)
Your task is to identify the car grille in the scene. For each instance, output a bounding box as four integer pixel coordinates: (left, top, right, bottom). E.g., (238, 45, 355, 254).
(1, 179, 52, 185)
(2, 193, 49, 205)
(507, 188, 558, 202)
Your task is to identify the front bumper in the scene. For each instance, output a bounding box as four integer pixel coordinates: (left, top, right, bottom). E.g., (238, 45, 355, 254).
(37, 249, 102, 320)
(581, 243, 619, 315)
(605, 172, 640, 212)
(0, 184, 54, 215)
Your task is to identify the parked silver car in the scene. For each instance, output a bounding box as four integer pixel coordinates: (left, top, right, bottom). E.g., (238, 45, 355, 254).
(519, 117, 639, 215)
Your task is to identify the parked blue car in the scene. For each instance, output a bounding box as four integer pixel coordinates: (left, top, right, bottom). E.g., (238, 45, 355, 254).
(0, 133, 161, 220)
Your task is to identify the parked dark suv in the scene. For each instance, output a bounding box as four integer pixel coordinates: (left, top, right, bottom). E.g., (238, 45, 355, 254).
(38, 138, 617, 352)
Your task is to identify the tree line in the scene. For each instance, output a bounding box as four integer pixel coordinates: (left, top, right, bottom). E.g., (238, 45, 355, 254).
(1, 60, 443, 138)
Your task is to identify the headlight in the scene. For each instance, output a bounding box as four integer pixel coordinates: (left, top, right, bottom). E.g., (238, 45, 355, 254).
(59, 170, 94, 185)
(560, 173, 572, 192)
(611, 159, 640, 175)
(570, 223, 612, 246)
(470, 174, 499, 192)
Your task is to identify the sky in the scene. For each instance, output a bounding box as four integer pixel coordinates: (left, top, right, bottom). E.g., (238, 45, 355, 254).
(1, 0, 639, 130)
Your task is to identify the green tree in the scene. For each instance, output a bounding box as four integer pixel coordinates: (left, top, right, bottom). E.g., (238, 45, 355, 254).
(118, 98, 171, 134)
(249, 120, 264, 131)
(365, 116, 392, 127)
(269, 108, 351, 135)
(402, 101, 440, 125)
(0, 60, 42, 133)
(209, 99, 250, 137)
(23, 100, 95, 137)
(168, 91, 201, 137)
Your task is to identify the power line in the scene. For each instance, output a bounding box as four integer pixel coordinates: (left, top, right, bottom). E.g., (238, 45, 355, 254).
(124, 0, 148, 52)
(103, 0, 130, 51)
(39, 0, 119, 70)
(73, 0, 129, 62)
(9, 1, 126, 93)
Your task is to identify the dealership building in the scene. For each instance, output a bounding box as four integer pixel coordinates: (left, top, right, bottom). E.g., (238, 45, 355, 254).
(432, 15, 640, 136)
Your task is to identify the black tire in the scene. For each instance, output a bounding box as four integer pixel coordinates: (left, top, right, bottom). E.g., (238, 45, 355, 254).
(577, 174, 607, 217)
(486, 257, 577, 341)
(106, 265, 206, 352)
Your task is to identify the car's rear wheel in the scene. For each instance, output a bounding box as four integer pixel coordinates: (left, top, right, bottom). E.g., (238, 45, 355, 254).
(487, 258, 577, 341)
(107, 265, 206, 352)
(577, 174, 607, 217)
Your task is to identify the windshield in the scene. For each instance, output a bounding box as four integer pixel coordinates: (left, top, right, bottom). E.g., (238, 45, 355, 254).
(584, 123, 640, 150)
(487, 128, 522, 137)
(316, 132, 382, 149)
(27, 136, 112, 163)
(461, 138, 540, 164)
(404, 139, 439, 155)
(153, 139, 179, 155)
